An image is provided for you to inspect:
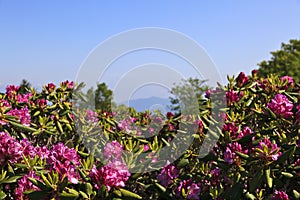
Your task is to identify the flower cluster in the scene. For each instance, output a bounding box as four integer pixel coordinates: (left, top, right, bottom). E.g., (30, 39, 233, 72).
(7, 106, 31, 126)
(236, 72, 249, 87)
(0, 132, 23, 165)
(226, 90, 242, 105)
(47, 143, 81, 184)
(90, 141, 130, 191)
(158, 160, 179, 187)
(271, 190, 289, 200)
(90, 159, 131, 191)
(15, 171, 42, 200)
(267, 94, 293, 118)
(86, 109, 99, 123)
(177, 179, 201, 200)
(103, 140, 123, 160)
(254, 137, 281, 162)
(280, 75, 294, 89)
(224, 142, 247, 165)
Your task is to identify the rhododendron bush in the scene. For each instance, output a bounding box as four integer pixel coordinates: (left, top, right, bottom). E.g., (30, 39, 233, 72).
(0, 73, 299, 199)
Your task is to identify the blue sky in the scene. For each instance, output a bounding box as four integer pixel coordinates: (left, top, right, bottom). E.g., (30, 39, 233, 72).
(0, 1, 300, 99)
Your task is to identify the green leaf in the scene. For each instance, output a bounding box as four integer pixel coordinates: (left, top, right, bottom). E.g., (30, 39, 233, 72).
(249, 170, 263, 193)
(245, 192, 256, 200)
(28, 177, 47, 190)
(265, 107, 277, 119)
(40, 173, 53, 188)
(56, 121, 64, 133)
(276, 146, 296, 164)
(2, 175, 22, 183)
(119, 188, 142, 199)
(8, 121, 38, 132)
(155, 182, 166, 192)
(86, 182, 93, 196)
(0, 191, 7, 200)
(281, 172, 293, 178)
(235, 151, 250, 160)
(293, 190, 300, 199)
(265, 168, 273, 188)
(177, 158, 189, 167)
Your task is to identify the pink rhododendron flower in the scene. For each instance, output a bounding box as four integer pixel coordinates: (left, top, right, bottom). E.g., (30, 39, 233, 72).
(267, 94, 293, 118)
(280, 75, 294, 89)
(45, 83, 56, 93)
(271, 190, 289, 200)
(61, 80, 74, 89)
(36, 146, 50, 159)
(17, 93, 32, 103)
(86, 109, 99, 123)
(20, 139, 37, 158)
(236, 72, 249, 87)
(15, 171, 41, 200)
(103, 140, 123, 159)
(7, 107, 31, 126)
(166, 112, 174, 119)
(238, 126, 253, 138)
(177, 179, 201, 200)
(89, 159, 130, 191)
(158, 161, 179, 187)
(37, 99, 47, 108)
(0, 132, 23, 165)
(226, 90, 241, 105)
(47, 143, 80, 184)
(254, 137, 281, 161)
(224, 142, 246, 165)
(222, 122, 239, 136)
(6, 85, 20, 99)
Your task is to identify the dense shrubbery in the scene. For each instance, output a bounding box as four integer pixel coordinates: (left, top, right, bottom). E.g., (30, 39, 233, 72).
(0, 72, 299, 199)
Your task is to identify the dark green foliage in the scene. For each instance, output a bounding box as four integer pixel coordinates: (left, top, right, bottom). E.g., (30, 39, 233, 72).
(258, 39, 300, 82)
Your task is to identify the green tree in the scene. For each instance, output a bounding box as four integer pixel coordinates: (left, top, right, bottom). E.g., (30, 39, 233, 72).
(19, 79, 31, 94)
(258, 39, 300, 82)
(169, 77, 210, 114)
(94, 82, 113, 112)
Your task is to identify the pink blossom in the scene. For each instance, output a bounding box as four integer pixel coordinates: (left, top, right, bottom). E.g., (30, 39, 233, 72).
(103, 140, 123, 160)
(17, 93, 32, 103)
(226, 90, 241, 105)
(20, 139, 36, 158)
(6, 85, 19, 99)
(47, 143, 80, 184)
(236, 72, 249, 87)
(177, 179, 201, 200)
(222, 122, 239, 136)
(158, 161, 179, 187)
(267, 94, 293, 118)
(166, 112, 174, 119)
(61, 80, 74, 89)
(280, 76, 294, 89)
(224, 142, 246, 165)
(89, 159, 130, 191)
(7, 107, 31, 126)
(37, 99, 47, 108)
(45, 83, 56, 93)
(143, 144, 150, 152)
(0, 132, 23, 165)
(238, 126, 253, 138)
(86, 109, 99, 123)
(271, 190, 289, 200)
(254, 137, 281, 161)
(15, 171, 41, 200)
